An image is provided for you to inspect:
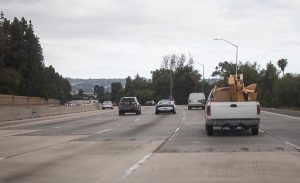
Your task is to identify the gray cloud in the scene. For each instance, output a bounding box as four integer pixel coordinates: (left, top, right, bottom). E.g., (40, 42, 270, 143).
(1, 0, 300, 78)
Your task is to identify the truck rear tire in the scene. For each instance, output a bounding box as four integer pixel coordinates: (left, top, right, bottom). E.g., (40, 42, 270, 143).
(251, 126, 259, 135)
(188, 106, 191, 110)
(206, 124, 213, 136)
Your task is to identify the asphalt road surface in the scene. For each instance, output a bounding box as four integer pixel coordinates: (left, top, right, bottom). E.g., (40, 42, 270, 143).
(0, 106, 300, 183)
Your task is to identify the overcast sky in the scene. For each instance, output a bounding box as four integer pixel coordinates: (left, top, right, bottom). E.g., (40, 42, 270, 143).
(1, 0, 300, 79)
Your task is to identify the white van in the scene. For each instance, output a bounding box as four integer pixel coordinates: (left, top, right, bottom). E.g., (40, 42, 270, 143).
(188, 92, 206, 110)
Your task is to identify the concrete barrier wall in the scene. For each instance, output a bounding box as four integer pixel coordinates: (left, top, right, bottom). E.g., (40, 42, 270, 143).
(0, 104, 101, 122)
(0, 94, 60, 106)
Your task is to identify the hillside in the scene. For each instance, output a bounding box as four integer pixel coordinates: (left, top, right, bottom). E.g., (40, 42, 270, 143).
(67, 78, 126, 94)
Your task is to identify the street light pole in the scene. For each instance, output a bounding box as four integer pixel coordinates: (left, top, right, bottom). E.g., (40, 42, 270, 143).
(194, 61, 204, 92)
(214, 38, 238, 77)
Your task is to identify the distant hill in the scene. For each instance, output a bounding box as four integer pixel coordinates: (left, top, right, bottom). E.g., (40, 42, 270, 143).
(66, 77, 219, 94)
(67, 78, 126, 94)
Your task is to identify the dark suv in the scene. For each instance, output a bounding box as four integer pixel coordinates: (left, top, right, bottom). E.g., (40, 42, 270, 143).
(118, 97, 141, 115)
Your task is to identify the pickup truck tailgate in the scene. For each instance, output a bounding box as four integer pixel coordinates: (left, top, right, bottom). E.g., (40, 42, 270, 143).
(210, 101, 259, 119)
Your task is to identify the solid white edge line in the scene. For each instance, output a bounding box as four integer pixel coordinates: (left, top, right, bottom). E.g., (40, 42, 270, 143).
(96, 128, 111, 134)
(262, 111, 300, 120)
(285, 142, 300, 151)
(134, 118, 140, 122)
(1, 110, 113, 129)
(173, 109, 184, 134)
(121, 153, 152, 180)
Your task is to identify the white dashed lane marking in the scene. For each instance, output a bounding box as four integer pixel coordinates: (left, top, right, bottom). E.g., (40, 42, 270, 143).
(120, 153, 153, 181)
(285, 142, 300, 151)
(96, 129, 112, 134)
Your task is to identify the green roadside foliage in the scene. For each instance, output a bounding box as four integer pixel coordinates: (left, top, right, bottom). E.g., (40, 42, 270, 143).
(0, 12, 71, 104)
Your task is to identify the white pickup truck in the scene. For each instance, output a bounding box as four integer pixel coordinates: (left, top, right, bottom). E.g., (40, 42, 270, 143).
(205, 87, 261, 136)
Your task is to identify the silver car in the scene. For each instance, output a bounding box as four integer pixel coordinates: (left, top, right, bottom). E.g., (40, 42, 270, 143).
(102, 101, 114, 110)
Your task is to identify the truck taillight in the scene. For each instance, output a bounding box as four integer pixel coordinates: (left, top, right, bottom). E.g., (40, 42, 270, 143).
(207, 105, 211, 116)
(257, 104, 261, 115)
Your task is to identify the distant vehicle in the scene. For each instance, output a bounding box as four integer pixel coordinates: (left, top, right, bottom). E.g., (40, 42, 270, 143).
(146, 100, 156, 106)
(102, 101, 113, 110)
(205, 87, 261, 136)
(155, 99, 176, 115)
(188, 92, 206, 110)
(118, 97, 141, 115)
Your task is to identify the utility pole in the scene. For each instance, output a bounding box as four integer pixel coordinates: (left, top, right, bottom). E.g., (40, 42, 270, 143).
(195, 62, 205, 92)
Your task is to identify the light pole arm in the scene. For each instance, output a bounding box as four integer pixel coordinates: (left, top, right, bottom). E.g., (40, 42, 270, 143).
(214, 38, 237, 48)
(214, 38, 238, 77)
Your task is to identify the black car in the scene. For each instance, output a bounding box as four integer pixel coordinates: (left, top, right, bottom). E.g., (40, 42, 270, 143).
(155, 99, 176, 115)
(118, 97, 141, 115)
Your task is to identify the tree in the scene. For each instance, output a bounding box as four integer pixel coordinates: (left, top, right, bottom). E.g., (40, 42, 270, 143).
(212, 61, 236, 81)
(111, 82, 123, 102)
(94, 85, 100, 96)
(173, 65, 200, 104)
(94, 85, 104, 101)
(237, 61, 260, 86)
(276, 74, 300, 107)
(0, 13, 71, 104)
(161, 53, 192, 99)
(212, 61, 260, 86)
(0, 15, 5, 68)
(132, 75, 147, 90)
(277, 58, 288, 76)
(258, 62, 280, 107)
(161, 54, 176, 99)
(125, 76, 133, 96)
(151, 54, 201, 104)
(151, 68, 171, 101)
(0, 68, 22, 94)
(78, 89, 84, 98)
(136, 89, 154, 105)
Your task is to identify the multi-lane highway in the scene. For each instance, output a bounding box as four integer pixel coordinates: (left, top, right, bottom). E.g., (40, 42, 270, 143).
(0, 106, 300, 183)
